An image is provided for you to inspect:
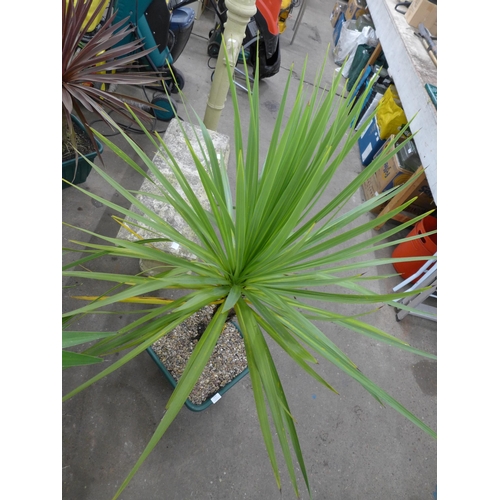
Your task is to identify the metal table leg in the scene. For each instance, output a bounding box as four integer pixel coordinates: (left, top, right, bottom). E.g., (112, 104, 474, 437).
(290, 0, 309, 45)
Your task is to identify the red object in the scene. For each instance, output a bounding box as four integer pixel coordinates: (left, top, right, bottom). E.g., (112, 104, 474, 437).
(392, 216, 437, 281)
(256, 0, 281, 36)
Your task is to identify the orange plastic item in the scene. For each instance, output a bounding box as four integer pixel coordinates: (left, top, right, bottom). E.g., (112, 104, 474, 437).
(392, 216, 437, 281)
(256, 0, 282, 36)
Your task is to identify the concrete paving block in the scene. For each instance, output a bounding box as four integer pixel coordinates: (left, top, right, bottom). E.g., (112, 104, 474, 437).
(116, 119, 230, 272)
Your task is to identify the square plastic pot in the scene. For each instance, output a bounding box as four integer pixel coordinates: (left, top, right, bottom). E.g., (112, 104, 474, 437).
(147, 322, 249, 412)
(62, 116, 103, 189)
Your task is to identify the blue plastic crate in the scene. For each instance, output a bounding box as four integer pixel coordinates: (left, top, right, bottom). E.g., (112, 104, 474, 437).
(358, 116, 386, 166)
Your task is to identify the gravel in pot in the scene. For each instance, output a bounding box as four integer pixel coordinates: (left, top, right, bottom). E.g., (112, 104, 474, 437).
(151, 305, 248, 405)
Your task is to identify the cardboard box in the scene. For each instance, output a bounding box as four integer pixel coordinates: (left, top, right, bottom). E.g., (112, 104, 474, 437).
(362, 173, 380, 204)
(362, 175, 434, 216)
(358, 116, 386, 166)
(330, 0, 348, 28)
(377, 142, 432, 206)
(375, 152, 414, 192)
(345, 0, 368, 21)
(405, 0, 437, 37)
(361, 139, 434, 214)
(377, 160, 434, 211)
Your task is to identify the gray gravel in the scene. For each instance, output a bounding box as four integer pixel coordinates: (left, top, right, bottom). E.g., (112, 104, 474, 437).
(151, 305, 248, 405)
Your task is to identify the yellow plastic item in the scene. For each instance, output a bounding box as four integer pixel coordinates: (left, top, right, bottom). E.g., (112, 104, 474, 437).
(66, 0, 110, 33)
(376, 85, 408, 140)
(279, 0, 293, 34)
(84, 0, 109, 32)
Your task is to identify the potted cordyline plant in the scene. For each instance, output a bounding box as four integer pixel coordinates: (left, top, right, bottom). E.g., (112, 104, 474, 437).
(62, 0, 167, 186)
(62, 49, 436, 499)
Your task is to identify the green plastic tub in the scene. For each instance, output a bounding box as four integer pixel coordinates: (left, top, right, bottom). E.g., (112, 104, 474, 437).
(62, 116, 103, 189)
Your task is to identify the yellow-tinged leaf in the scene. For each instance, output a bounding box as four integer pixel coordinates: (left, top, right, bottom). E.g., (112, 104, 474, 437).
(71, 295, 174, 305)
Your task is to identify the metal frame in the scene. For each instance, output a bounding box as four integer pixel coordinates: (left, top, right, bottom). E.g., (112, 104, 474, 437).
(392, 254, 437, 322)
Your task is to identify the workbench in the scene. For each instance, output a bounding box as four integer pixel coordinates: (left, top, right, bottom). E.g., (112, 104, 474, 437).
(365, 0, 437, 205)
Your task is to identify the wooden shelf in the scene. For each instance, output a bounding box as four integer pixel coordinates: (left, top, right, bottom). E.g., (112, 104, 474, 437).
(365, 0, 437, 205)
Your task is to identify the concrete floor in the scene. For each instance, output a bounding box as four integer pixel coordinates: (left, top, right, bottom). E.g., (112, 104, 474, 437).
(62, 2, 437, 499)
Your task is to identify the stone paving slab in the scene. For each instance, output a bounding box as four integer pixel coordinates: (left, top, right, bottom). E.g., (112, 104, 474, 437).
(116, 119, 230, 271)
